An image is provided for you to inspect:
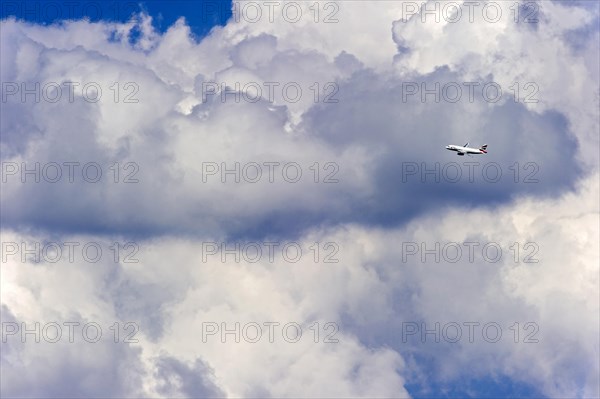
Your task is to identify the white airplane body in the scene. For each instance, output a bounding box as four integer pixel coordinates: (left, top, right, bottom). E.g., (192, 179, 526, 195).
(445, 142, 488, 156)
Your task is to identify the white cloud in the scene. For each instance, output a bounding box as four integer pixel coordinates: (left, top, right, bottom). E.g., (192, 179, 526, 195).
(1, 1, 598, 397)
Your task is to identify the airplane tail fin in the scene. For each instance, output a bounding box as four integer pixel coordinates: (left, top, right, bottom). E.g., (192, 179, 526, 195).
(480, 144, 488, 153)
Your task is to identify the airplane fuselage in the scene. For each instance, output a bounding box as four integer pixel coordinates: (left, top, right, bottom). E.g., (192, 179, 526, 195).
(445, 144, 487, 156)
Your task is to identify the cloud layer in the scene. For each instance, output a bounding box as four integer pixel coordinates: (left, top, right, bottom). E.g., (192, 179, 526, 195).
(1, 1, 599, 397)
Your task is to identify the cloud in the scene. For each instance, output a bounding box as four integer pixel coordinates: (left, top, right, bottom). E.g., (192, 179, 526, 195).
(0, 18, 587, 240)
(1, 1, 598, 397)
(2, 172, 597, 397)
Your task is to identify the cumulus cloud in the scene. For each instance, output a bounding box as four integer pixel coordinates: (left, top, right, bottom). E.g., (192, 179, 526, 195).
(1, 0, 598, 397)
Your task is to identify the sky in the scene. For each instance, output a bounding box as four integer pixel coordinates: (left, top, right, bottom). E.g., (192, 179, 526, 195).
(0, 1, 599, 398)
(0, 0, 233, 37)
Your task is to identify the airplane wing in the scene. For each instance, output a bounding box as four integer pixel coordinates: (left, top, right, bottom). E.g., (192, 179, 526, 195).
(463, 142, 469, 147)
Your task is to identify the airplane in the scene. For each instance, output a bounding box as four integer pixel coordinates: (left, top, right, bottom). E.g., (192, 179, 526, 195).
(445, 142, 488, 156)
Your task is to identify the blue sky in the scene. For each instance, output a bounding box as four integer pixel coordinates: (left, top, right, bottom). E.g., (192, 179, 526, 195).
(1, 1, 598, 398)
(1, 0, 233, 37)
